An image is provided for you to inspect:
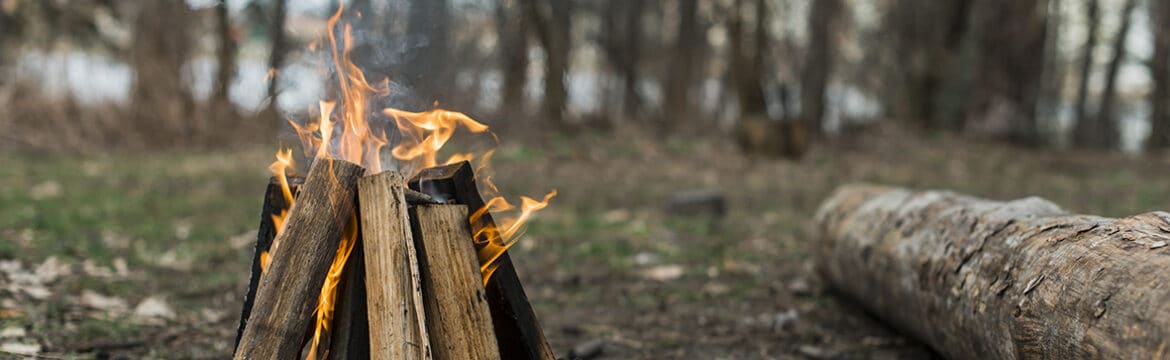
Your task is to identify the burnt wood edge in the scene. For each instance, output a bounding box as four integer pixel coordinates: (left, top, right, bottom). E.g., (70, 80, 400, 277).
(409, 161, 556, 360)
(234, 176, 303, 351)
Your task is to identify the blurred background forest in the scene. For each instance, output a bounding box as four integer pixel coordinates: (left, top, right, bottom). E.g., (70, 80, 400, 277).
(5, 0, 1170, 358)
(1, 0, 1168, 153)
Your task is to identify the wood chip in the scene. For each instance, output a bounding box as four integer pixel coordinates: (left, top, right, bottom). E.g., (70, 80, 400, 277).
(1023, 274, 1045, 295)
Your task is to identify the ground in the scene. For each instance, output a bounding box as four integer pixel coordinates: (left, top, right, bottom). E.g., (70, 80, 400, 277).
(2, 126, 1169, 359)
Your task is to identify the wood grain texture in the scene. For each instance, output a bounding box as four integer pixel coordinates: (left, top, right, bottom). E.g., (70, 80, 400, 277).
(235, 176, 302, 350)
(410, 162, 556, 360)
(816, 184, 1170, 359)
(358, 171, 431, 360)
(411, 205, 501, 360)
(233, 159, 363, 360)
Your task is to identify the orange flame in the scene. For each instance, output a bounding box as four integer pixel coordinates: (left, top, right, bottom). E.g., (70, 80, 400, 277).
(261, 147, 296, 273)
(470, 190, 558, 284)
(266, 0, 557, 354)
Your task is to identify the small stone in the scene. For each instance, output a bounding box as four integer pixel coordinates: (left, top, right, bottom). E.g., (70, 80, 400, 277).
(133, 297, 175, 323)
(1151, 241, 1167, 249)
(0, 326, 25, 338)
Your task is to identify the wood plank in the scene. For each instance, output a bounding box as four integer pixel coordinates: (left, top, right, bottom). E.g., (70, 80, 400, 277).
(234, 176, 302, 350)
(233, 159, 363, 359)
(817, 184, 1170, 359)
(411, 205, 501, 360)
(358, 171, 432, 360)
(324, 237, 370, 360)
(410, 162, 556, 360)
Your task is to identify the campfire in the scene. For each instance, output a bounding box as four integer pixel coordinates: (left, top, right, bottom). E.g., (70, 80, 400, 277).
(232, 4, 557, 359)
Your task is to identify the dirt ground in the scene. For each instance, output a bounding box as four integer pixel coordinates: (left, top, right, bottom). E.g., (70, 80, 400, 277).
(3, 125, 1170, 358)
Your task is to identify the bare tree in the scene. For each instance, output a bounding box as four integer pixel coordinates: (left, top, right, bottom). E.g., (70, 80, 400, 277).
(265, 0, 288, 117)
(1150, 0, 1170, 150)
(800, 0, 842, 136)
(1072, 0, 1100, 139)
(496, 0, 529, 119)
(405, 0, 452, 107)
(520, 0, 571, 127)
(213, 0, 238, 116)
(966, 0, 1049, 144)
(885, 0, 971, 131)
(663, 0, 700, 129)
(131, 0, 195, 146)
(1087, 0, 1138, 150)
(599, 0, 644, 119)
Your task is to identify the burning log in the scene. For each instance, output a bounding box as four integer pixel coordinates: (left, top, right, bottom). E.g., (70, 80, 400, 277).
(411, 204, 500, 360)
(234, 159, 363, 359)
(358, 171, 431, 360)
(816, 185, 1170, 359)
(410, 162, 557, 360)
(323, 239, 370, 360)
(234, 176, 302, 349)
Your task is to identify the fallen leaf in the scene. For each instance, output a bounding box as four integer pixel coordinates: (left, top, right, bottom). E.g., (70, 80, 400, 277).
(79, 290, 128, 314)
(29, 180, 62, 200)
(0, 342, 40, 355)
(0, 326, 24, 338)
(639, 265, 685, 281)
(133, 297, 175, 324)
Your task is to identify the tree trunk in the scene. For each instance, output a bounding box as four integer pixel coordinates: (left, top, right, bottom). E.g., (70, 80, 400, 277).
(799, 0, 842, 136)
(131, 0, 195, 147)
(265, 0, 288, 116)
(519, 0, 570, 127)
(405, 0, 452, 107)
(1076, 0, 1134, 150)
(620, 0, 643, 118)
(213, 0, 237, 112)
(663, 0, 700, 129)
(817, 184, 1170, 359)
(1072, 0, 1100, 146)
(884, 0, 968, 129)
(496, 0, 530, 121)
(1150, 0, 1170, 150)
(967, 0, 1049, 145)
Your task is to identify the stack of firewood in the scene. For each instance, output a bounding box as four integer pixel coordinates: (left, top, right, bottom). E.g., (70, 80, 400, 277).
(232, 160, 555, 360)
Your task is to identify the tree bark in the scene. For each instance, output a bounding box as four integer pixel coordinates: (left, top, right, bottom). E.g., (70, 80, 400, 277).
(233, 159, 363, 359)
(265, 0, 288, 116)
(496, 0, 530, 120)
(131, 0, 195, 146)
(1077, 0, 1135, 150)
(1150, 0, 1170, 150)
(410, 205, 501, 360)
(799, 0, 842, 136)
(405, 0, 452, 106)
(966, 0, 1049, 144)
(663, 0, 700, 128)
(520, 0, 570, 127)
(1072, 0, 1100, 146)
(213, 0, 237, 113)
(358, 171, 432, 360)
(817, 184, 1170, 359)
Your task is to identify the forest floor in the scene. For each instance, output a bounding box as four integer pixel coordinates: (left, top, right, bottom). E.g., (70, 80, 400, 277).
(3, 125, 1170, 359)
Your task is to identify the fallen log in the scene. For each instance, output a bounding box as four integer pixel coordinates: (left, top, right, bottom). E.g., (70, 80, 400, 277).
(410, 162, 556, 360)
(359, 171, 431, 360)
(234, 159, 363, 359)
(411, 204, 501, 360)
(816, 184, 1170, 359)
